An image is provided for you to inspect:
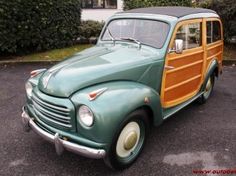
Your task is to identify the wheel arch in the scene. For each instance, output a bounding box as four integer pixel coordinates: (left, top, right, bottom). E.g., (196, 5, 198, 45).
(133, 105, 154, 127)
(201, 58, 219, 91)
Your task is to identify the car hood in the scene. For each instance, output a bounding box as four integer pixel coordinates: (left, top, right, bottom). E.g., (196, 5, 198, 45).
(38, 45, 159, 97)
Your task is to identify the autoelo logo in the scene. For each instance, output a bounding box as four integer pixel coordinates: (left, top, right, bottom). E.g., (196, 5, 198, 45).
(193, 169, 236, 175)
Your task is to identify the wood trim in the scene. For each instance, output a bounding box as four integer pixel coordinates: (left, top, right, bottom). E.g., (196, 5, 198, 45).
(200, 18, 207, 86)
(166, 60, 203, 74)
(207, 41, 223, 49)
(207, 51, 222, 61)
(163, 89, 199, 107)
(168, 49, 203, 61)
(164, 74, 201, 92)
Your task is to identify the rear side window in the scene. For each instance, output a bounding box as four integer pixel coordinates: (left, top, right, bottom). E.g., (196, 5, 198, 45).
(207, 21, 221, 44)
(175, 22, 202, 50)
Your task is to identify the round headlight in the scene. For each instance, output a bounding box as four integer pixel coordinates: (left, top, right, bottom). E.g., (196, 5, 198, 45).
(78, 105, 94, 127)
(25, 82, 33, 97)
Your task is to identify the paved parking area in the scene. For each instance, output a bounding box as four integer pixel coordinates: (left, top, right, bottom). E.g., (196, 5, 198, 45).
(0, 63, 235, 176)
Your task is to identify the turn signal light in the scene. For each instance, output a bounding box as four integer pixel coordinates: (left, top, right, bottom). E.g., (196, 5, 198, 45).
(89, 88, 108, 101)
(30, 69, 46, 78)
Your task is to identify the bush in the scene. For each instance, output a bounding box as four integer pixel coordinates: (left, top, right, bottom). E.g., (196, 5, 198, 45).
(0, 0, 81, 54)
(123, 0, 192, 10)
(197, 0, 236, 43)
(79, 20, 105, 39)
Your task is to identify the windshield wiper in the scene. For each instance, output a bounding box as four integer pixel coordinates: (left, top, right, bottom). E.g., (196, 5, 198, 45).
(120, 37, 142, 50)
(106, 27, 116, 46)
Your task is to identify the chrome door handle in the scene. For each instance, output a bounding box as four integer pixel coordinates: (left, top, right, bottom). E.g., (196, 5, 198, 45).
(165, 65, 175, 70)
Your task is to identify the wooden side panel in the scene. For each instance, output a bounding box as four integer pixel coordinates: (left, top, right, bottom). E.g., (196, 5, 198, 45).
(161, 19, 204, 108)
(164, 76, 201, 103)
(163, 48, 204, 105)
(161, 18, 223, 108)
(206, 41, 223, 72)
(165, 60, 203, 88)
(168, 50, 203, 67)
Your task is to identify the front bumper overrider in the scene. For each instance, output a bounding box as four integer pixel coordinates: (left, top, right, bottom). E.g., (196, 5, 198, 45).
(21, 106, 106, 159)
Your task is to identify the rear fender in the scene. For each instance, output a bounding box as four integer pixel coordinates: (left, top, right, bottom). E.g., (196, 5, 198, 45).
(201, 59, 218, 91)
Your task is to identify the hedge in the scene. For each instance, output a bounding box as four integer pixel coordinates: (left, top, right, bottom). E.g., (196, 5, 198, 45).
(123, 0, 192, 10)
(0, 0, 81, 54)
(79, 20, 105, 39)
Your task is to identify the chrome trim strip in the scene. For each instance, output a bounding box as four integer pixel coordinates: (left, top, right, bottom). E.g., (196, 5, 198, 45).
(21, 107, 106, 159)
(33, 101, 70, 121)
(164, 65, 175, 70)
(32, 96, 70, 116)
(32, 94, 70, 112)
(34, 107, 72, 128)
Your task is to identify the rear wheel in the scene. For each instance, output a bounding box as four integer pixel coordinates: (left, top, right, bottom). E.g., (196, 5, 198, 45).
(104, 109, 149, 170)
(198, 74, 215, 104)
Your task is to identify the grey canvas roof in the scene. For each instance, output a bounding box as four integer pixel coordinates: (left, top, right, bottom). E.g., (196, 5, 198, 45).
(123, 6, 216, 18)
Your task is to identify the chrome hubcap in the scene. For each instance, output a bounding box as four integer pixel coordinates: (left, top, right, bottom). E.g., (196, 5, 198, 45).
(203, 77, 213, 99)
(116, 122, 140, 158)
(124, 131, 138, 150)
(205, 78, 212, 92)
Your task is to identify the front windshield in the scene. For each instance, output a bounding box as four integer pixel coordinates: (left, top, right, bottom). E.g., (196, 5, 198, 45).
(102, 19, 169, 48)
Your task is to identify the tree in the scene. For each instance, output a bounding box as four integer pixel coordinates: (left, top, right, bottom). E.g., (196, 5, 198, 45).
(196, 0, 236, 42)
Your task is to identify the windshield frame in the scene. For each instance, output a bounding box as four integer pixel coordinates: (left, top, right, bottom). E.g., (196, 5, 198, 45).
(100, 18, 170, 49)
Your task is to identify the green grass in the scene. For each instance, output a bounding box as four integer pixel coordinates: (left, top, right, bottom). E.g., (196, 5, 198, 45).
(0, 44, 92, 62)
(0, 43, 235, 63)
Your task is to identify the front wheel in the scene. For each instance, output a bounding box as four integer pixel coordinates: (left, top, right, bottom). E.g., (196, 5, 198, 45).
(104, 110, 149, 170)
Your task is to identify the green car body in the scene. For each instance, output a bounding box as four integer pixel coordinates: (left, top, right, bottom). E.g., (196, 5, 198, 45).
(22, 7, 222, 169)
(25, 38, 165, 151)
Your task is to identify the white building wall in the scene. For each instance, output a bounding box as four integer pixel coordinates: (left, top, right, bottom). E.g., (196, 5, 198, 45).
(81, 0, 123, 22)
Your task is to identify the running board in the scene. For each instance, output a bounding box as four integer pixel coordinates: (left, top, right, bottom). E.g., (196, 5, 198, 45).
(163, 92, 204, 120)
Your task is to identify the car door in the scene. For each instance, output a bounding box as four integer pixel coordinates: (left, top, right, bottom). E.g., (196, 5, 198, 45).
(161, 19, 204, 108)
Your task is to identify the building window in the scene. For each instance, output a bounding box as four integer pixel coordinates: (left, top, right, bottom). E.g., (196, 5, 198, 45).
(81, 0, 117, 9)
(207, 21, 221, 44)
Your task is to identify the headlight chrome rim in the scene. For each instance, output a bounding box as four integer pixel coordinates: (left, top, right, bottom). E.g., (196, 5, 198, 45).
(78, 105, 94, 127)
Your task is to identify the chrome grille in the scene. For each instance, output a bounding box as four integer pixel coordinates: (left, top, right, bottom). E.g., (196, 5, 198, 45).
(32, 93, 72, 129)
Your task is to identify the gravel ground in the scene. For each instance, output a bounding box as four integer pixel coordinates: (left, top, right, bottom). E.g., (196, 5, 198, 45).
(0, 63, 235, 176)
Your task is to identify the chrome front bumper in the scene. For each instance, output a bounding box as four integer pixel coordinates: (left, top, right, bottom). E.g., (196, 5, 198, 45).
(21, 106, 106, 159)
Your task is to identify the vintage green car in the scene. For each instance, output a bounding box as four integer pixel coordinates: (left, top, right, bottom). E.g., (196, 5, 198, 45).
(22, 7, 223, 169)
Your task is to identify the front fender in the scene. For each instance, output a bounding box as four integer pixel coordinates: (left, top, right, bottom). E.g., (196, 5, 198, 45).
(70, 81, 163, 150)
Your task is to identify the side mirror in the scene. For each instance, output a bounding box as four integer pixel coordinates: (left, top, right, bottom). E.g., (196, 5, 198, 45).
(174, 39, 183, 54)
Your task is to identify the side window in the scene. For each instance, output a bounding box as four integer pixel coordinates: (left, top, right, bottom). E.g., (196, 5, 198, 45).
(175, 22, 202, 50)
(207, 21, 221, 44)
